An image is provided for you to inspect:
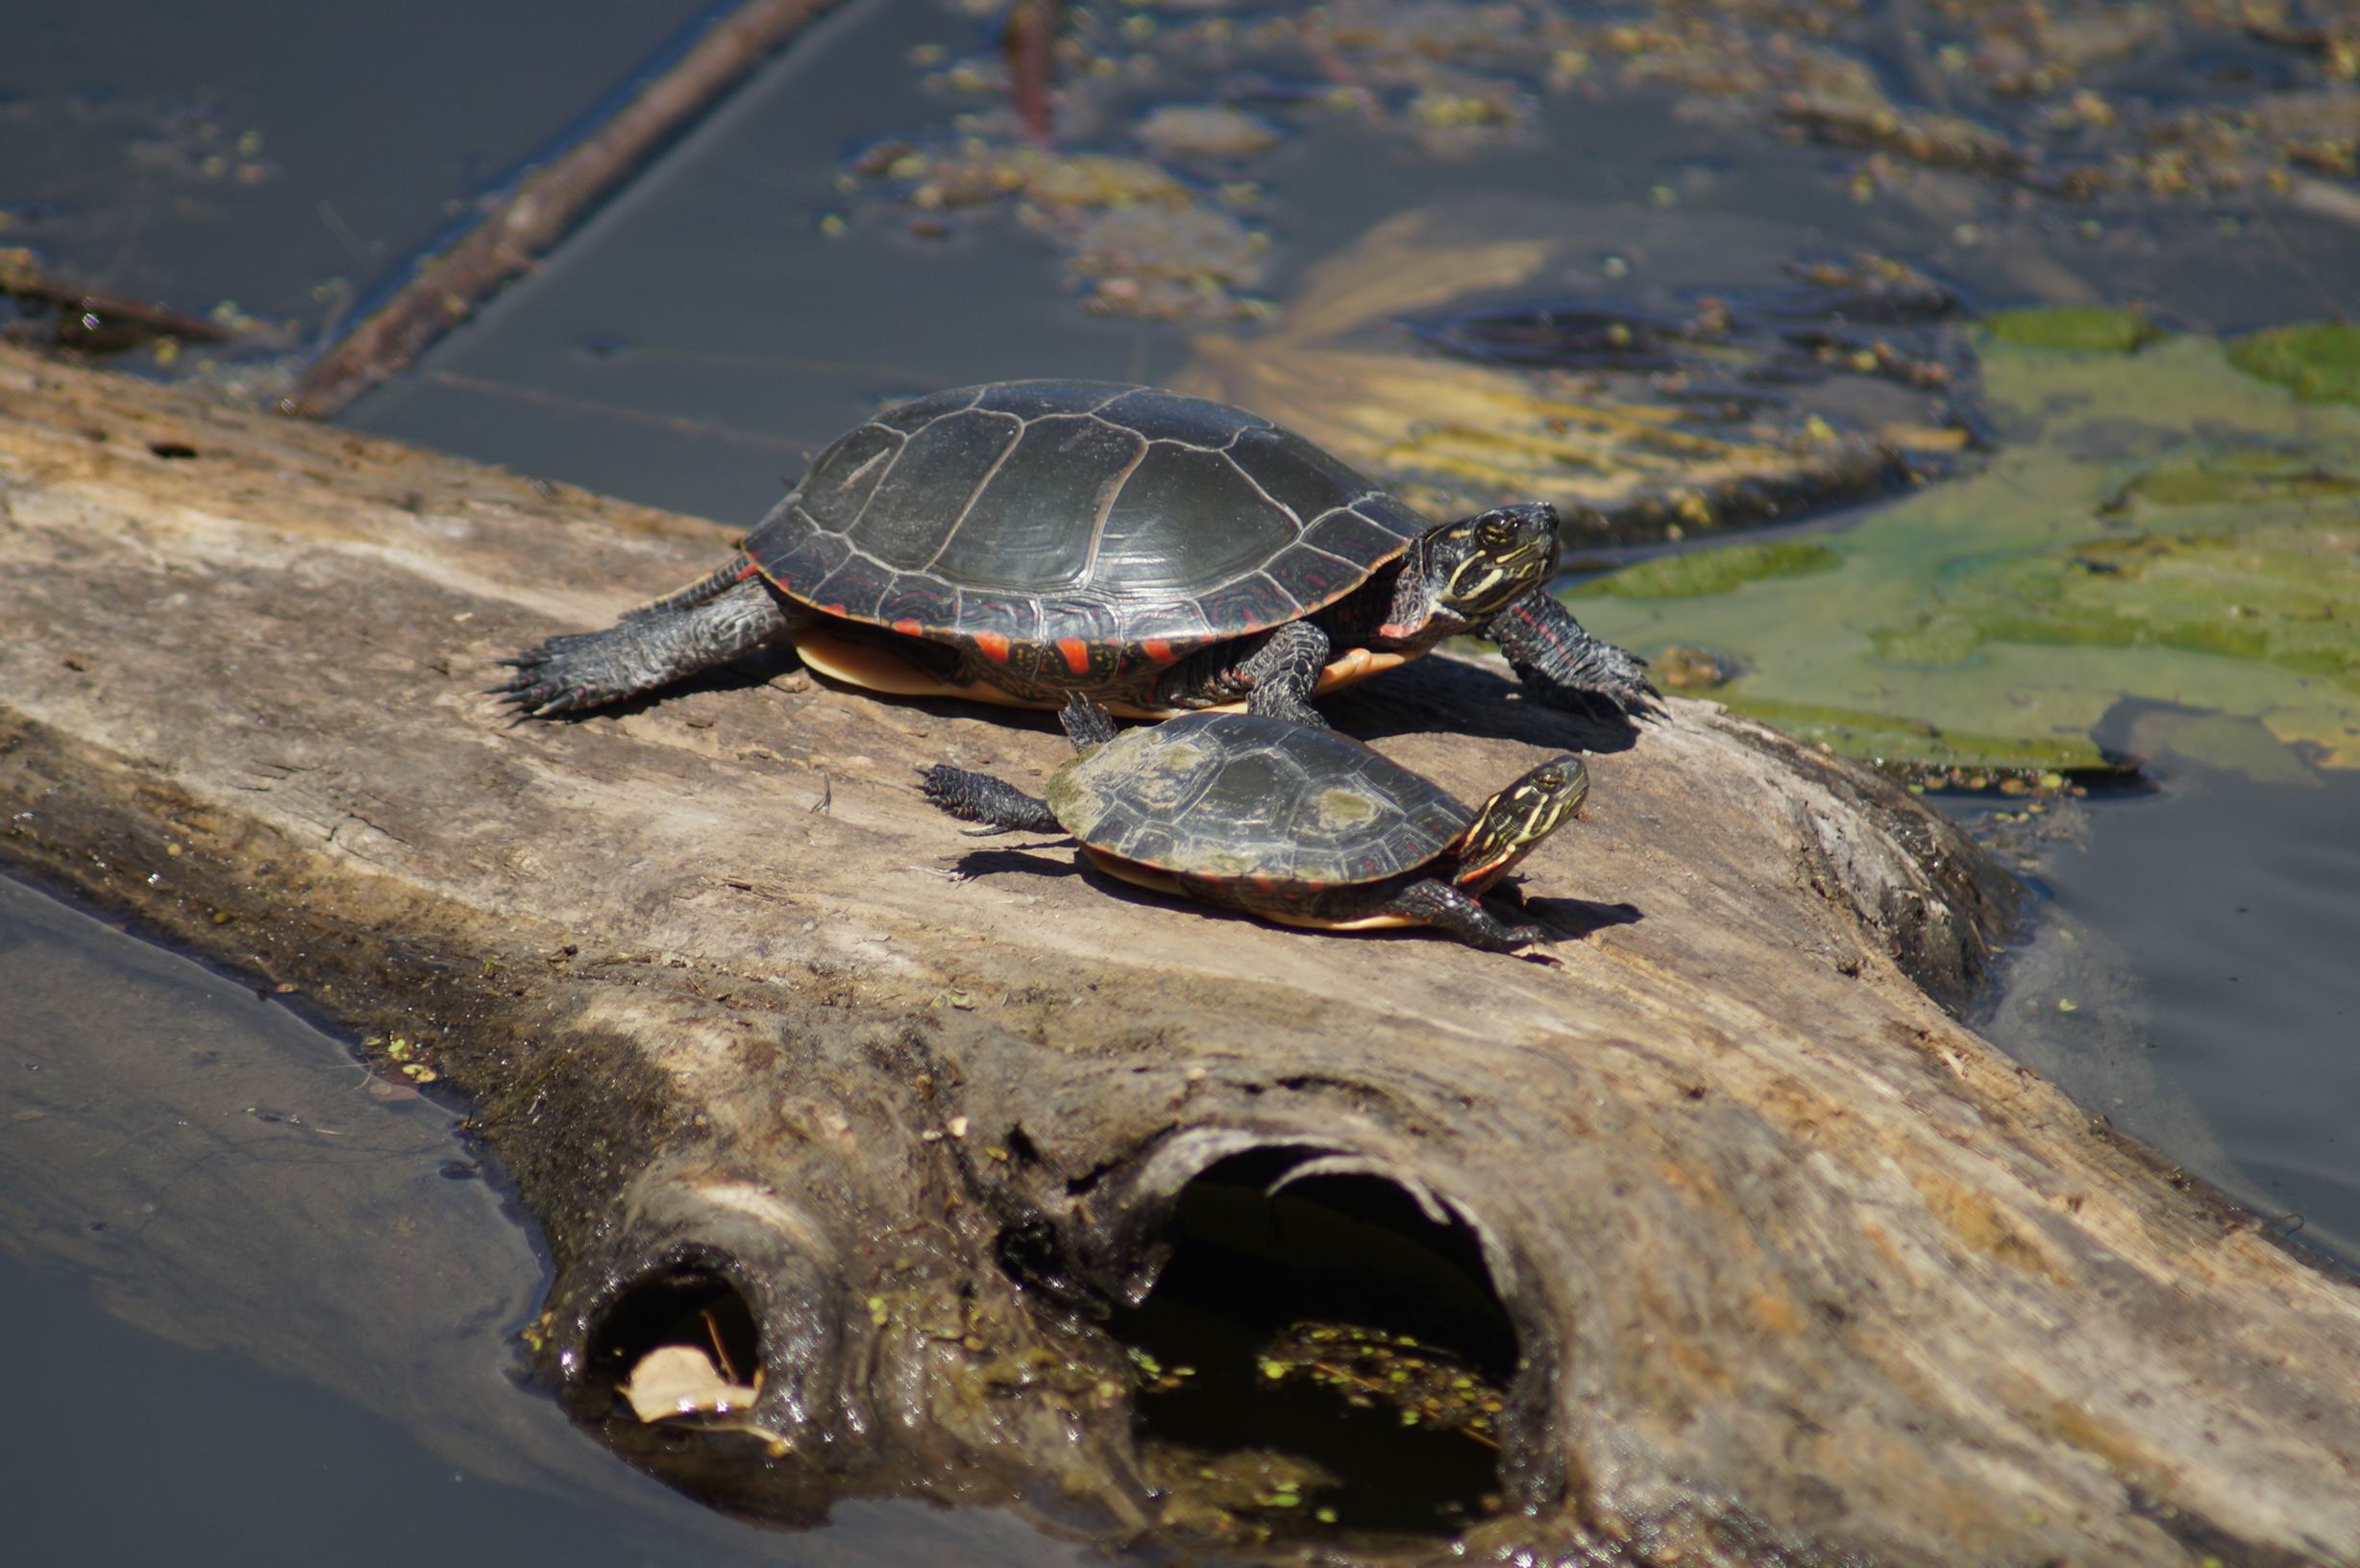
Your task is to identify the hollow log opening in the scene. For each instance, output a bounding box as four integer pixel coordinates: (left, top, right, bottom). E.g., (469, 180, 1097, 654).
(1108, 1148, 1521, 1539)
(581, 1254, 764, 1425)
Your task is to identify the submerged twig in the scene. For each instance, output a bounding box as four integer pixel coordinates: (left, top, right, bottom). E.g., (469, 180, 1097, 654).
(0, 249, 240, 354)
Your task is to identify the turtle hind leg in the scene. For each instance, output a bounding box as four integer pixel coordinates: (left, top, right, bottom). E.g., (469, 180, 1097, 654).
(495, 577, 803, 718)
(1381, 878, 1549, 951)
(1483, 588, 1658, 717)
(919, 765, 1062, 835)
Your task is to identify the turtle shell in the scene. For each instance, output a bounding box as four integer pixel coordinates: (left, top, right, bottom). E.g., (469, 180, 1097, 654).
(1044, 712, 1473, 891)
(744, 380, 1431, 689)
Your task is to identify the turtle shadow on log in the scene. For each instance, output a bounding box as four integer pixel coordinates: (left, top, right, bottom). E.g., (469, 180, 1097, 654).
(1325, 654, 1643, 754)
(1511, 892, 1643, 942)
(946, 842, 1081, 881)
(991, 850, 1643, 953)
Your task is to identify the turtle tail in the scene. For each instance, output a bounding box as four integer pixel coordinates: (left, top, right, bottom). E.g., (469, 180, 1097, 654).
(619, 551, 765, 624)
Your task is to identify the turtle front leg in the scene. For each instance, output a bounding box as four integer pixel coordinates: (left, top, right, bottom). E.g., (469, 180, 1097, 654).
(1380, 879, 1549, 951)
(1056, 694, 1120, 753)
(496, 578, 806, 717)
(1153, 620, 1331, 725)
(919, 766, 1062, 835)
(1482, 588, 1657, 717)
(1236, 621, 1332, 727)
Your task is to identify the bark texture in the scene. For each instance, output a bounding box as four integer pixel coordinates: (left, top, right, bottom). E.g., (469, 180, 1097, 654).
(2, 345, 2355, 1565)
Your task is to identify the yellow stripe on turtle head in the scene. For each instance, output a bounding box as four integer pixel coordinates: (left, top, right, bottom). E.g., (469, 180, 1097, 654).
(1453, 754, 1588, 887)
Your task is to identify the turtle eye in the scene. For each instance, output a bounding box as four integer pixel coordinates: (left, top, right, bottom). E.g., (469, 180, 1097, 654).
(1477, 520, 1514, 551)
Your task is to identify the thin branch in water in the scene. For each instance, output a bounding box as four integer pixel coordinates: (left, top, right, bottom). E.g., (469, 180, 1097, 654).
(281, 0, 848, 420)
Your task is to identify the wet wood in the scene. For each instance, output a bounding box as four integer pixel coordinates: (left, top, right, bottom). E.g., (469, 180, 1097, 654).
(280, 0, 846, 419)
(3, 343, 2356, 1565)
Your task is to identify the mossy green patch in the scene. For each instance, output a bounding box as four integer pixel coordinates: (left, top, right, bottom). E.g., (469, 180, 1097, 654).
(1565, 335, 2360, 777)
(2227, 323, 2360, 405)
(1572, 541, 1839, 600)
(2114, 448, 2360, 508)
(1983, 306, 2163, 355)
(1719, 698, 2119, 775)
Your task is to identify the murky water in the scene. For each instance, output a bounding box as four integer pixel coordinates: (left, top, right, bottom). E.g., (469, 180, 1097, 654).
(0, 872, 1082, 1566)
(1974, 717, 2360, 1262)
(5, 0, 2357, 1556)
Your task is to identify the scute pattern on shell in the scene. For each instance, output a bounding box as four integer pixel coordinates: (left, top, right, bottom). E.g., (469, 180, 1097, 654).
(746, 380, 1430, 688)
(1045, 713, 1472, 889)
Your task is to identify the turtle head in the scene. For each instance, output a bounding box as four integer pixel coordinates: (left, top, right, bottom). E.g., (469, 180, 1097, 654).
(1382, 503, 1561, 641)
(1451, 753, 1588, 889)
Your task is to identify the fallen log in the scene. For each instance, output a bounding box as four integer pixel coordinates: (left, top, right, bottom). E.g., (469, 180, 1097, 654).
(2, 342, 2355, 1564)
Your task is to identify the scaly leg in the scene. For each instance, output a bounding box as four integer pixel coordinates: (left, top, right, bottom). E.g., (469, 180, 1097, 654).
(1238, 621, 1333, 727)
(1381, 878, 1549, 951)
(1483, 589, 1657, 717)
(920, 766, 1062, 835)
(1057, 694, 1120, 752)
(1154, 619, 1334, 725)
(495, 576, 804, 718)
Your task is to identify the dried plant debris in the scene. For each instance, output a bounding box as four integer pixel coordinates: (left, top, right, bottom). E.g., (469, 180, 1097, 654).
(842, 0, 2360, 320)
(618, 1343, 760, 1423)
(1177, 201, 1975, 539)
(1561, 329, 2360, 777)
(842, 136, 1271, 319)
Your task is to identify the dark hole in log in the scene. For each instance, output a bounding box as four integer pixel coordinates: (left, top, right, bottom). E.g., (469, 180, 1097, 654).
(148, 442, 199, 459)
(1110, 1148, 1518, 1537)
(582, 1259, 761, 1415)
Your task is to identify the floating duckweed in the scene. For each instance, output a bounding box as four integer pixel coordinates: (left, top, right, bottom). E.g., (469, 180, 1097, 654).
(1984, 306, 2161, 355)
(2228, 323, 2360, 405)
(1577, 541, 1842, 600)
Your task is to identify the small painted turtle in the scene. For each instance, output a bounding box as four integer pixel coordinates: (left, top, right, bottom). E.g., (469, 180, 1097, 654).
(496, 380, 1650, 726)
(922, 699, 1589, 951)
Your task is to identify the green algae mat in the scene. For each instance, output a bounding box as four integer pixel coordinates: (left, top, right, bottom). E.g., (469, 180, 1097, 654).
(1564, 326, 2360, 779)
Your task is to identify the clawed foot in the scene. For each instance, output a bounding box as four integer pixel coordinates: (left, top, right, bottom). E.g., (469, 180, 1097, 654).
(487, 632, 627, 719)
(918, 764, 1063, 836)
(1592, 647, 1661, 718)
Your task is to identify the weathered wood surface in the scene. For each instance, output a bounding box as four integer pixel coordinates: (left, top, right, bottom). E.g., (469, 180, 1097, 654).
(2, 343, 2356, 1564)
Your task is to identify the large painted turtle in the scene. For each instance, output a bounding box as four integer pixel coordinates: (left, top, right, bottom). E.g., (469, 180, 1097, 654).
(496, 380, 1651, 726)
(922, 700, 1588, 951)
